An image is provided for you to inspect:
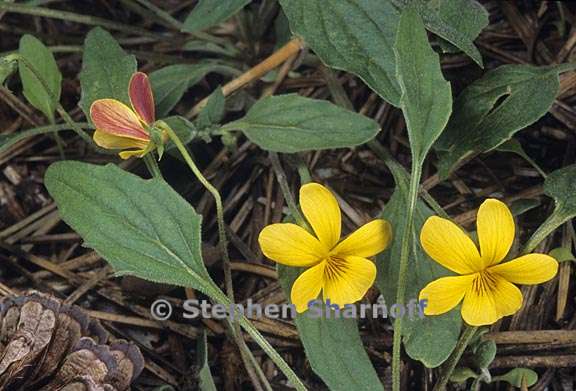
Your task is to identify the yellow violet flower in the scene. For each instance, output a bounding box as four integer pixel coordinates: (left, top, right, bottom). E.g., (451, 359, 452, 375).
(419, 199, 558, 326)
(259, 183, 392, 312)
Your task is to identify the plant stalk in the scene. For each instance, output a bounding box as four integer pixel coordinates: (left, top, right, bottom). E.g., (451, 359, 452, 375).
(165, 126, 278, 391)
(432, 325, 478, 391)
(269, 152, 308, 228)
(392, 162, 423, 391)
(212, 290, 308, 391)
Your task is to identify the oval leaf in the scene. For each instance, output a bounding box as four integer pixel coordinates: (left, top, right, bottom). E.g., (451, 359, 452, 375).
(79, 27, 137, 119)
(18, 35, 62, 123)
(45, 161, 216, 294)
(278, 265, 384, 391)
(394, 6, 452, 165)
(224, 94, 380, 152)
(279, 0, 401, 106)
(436, 64, 576, 178)
(493, 368, 538, 387)
(402, 0, 488, 67)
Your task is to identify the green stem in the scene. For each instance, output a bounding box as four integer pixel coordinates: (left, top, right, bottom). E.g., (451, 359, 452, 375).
(143, 154, 162, 179)
(212, 290, 308, 391)
(269, 152, 308, 228)
(165, 126, 272, 391)
(432, 325, 478, 391)
(367, 140, 449, 219)
(392, 162, 423, 391)
(522, 208, 566, 254)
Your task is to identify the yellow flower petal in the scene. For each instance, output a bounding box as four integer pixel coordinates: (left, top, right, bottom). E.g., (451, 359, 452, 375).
(300, 183, 341, 249)
(461, 273, 523, 326)
(419, 274, 476, 315)
(420, 216, 481, 274)
(322, 255, 376, 308)
(291, 262, 325, 313)
(477, 199, 515, 267)
(93, 130, 149, 150)
(488, 254, 558, 285)
(333, 219, 392, 257)
(119, 149, 148, 159)
(258, 223, 328, 267)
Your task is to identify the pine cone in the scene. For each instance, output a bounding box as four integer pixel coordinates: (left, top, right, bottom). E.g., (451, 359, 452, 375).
(0, 292, 144, 390)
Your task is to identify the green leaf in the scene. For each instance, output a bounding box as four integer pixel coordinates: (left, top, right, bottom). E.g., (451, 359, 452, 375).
(182, 0, 251, 33)
(279, 0, 401, 106)
(197, 329, 217, 391)
(450, 367, 478, 384)
(79, 27, 137, 120)
(150, 64, 237, 118)
(493, 368, 538, 387)
(394, 6, 452, 165)
(18, 35, 62, 123)
(196, 86, 225, 130)
(472, 340, 497, 369)
(410, 0, 488, 67)
(435, 64, 576, 178)
(277, 265, 384, 391)
(549, 247, 575, 263)
(539, 164, 576, 230)
(223, 94, 380, 152)
(376, 178, 461, 367)
(44, 161, 216, 294)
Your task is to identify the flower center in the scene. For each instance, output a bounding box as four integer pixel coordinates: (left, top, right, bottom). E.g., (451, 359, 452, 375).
(323, 256, 348, 283)
(471, 271, 497, 297)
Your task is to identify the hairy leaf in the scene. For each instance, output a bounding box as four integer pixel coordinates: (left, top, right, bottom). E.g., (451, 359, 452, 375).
(436, 64, 576, 178)
(395, 6, 452, 165)
(223, 94, 380, 152)
(79, 27, 137, 120)
(544, 164, 576, 220)
(493, 368, 538, 387)
(197, 329, 217, 391)
(278, 265, 384, 391)
(395, 0, 488, 66)
(280, 0, 401, 106)
(45, 161, 216, 294)
(18, 35, 62, 123)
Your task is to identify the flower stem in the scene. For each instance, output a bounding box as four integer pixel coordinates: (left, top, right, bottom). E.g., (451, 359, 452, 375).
(165, 127, 285, 391)
(212, 290, 308, 391)
(269, 152, 308, 228)
(392, 162, 423, 391)
(432, 325, 478, 391)
(143, 153, 162, 179)
(522, 209, 566, 254)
